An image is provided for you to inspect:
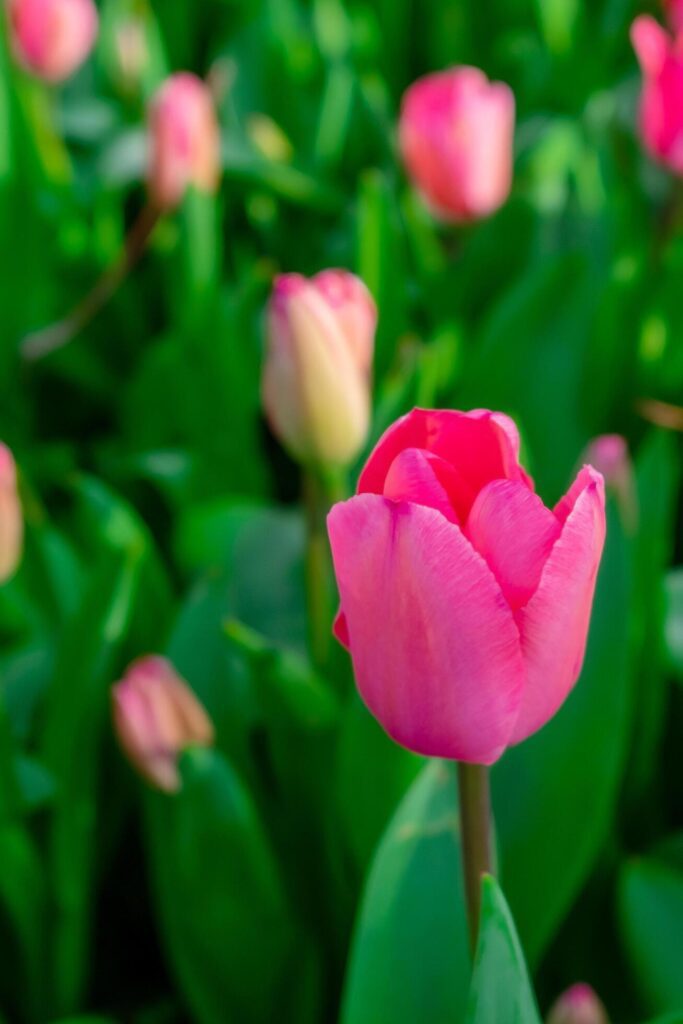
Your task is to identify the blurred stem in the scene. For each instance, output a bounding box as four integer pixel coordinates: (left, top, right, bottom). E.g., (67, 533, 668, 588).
(21, 203, 160, 361)
(302, 467, 344, 672)
(457, 762, 493, 957)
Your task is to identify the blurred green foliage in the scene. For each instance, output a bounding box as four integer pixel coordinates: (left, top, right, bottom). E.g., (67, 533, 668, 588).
(2, 0, 683, 1021)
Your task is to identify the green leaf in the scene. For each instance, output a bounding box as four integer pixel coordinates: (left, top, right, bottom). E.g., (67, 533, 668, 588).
(664, 568, 683, 681)
(493, 501, 634, 965)
(465, 876, 541, 1024)
(620, 857, 683, 1014)
(145, 747, 300, 1024)
(341, 760, 470, 1024)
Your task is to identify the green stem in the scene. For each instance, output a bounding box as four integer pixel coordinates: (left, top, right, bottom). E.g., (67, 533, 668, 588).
(457, 762, 493, 957)
(302, 467, 346, 672)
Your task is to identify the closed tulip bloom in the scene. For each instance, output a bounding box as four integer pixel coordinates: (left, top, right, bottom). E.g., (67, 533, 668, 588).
(148, 72, 221, 209)
(7, 0, 98, 83)
(399, 67, 515, 222)
(112, 656, 214, 792)
(328, 409, 606, 765)
(664, 0, 683, 33)
(0, 445, 22, 584)
(546, 984, 609, 1024)
(631, 15, 683, 173)
(262, 270, 376, 467)
(584, 434, 637, 531)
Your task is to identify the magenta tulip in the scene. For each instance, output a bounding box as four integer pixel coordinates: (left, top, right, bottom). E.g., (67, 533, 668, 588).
(0, 444, 22, 584)
(7, 0, 98, 83)
(664, 0, 683, 33)
(399, 67, 515, 222)
(327, 409, 606, 765)
(631, 15, 683, 174)
(547, 984, 609, 1024)
(148, 72, 221, 210)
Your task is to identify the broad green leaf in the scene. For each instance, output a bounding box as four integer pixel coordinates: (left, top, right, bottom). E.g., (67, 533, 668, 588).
(466, 876, 541, 1024)
(341, 760, 470, 1024)
(620, 857, 683, 1014)
(664, 568, 683, 681)
(493, 501, 633, 965)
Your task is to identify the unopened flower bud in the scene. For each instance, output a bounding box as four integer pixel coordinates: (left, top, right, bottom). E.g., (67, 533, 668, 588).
(7, 0, 98, 83)
(583, 434, 637, 532)
(112, 656, 214, 792)
(547, 984, 610, 1024)
(262, 270, 376, 468)
(147, 72, 221, 210)
(0, 445, 22, 584)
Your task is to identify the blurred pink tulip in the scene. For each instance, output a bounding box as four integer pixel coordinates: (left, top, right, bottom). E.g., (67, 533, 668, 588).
(399, 67, 515, 222)
(7, 0, 98, 83)
(584, 434, 637, 531)
(262, 270, 376, 467)
(0, 445, 22, 584)
(328, 409, 606, 765)
(546, 984, 609, 1024)
(148, 72, 221, 209)
(112, 656, 214, 792)
(664, 0, 683, 33)
(631, 15, 683, 173)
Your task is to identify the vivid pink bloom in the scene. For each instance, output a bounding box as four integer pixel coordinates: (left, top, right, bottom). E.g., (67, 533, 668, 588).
(112, 656, 214, 792)
(148, 72, 221, 209)
(584, 434, 637, 531)
(547, 984, 609, 1024)
(0, 444, 22, 584)
(399, 67, 515, 222)
(7, 0, 98, 83)
(327, 409, 606, 765)
(262, 270, 376, 467)
(664, 0, 683, 34)
(631, 15, 683, 173)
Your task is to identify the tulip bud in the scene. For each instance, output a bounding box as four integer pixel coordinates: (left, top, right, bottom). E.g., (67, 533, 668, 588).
(147, 72, 221, 210)
(7, 0, 98, 83)
(262, 270, 376, 468)
(546, 984, 610, 1024)
(113, 17, 147, 95)
(664, 0, 683, 33)
(399, 66, 515, 223)
(631, 15, 683, 174)
(583, 434, 637, 532)
(0, 445, 22, 584)
(112, 656, 214, 792)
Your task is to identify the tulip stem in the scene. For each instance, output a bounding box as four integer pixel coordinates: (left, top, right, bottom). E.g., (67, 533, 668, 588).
(20, 202, 161, 361)
(457, 761, 493, 957)
(303, 470, 334, 671)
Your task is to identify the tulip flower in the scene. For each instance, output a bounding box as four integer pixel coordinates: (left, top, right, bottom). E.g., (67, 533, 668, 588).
(546, 984, 609, 1024)
(631, 15, 683, 174)
(148, 72, 221, 210)
(584, 434, 637, 531)
(0, 444, 22, 584)
(7, 0, 98, 83)
(664, 0, 683, 33)
(399, 67, 515, 222)
(112, 656, 214, 792)
(327, 408, 606, 765)
(262, 270, 376, 468)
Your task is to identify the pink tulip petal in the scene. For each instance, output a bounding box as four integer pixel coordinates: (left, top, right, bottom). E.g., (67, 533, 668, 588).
(631, 15, 670, 76)
(327, 494, 526, 764)
(511, 468, 606, 744)
(466, 479, 561, 611)
(358, 408, 531, 521)
(383, 448, 462, 523)
(333, 609, 350, 648)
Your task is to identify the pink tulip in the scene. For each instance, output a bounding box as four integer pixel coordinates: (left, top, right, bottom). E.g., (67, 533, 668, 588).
(262, 270, 376, 467)
(0, 445, 22, 584)
(327, 409, 606, 765)
(583, 434, 637, 531)
(631, 15, 683, 174)
(148, 72, 221, 210)
(399, 67, 515, 222)
(546, 984, 609, 1024)
(7, 0, 98, 83)
(664, 0, 683, 34)
(112, 656, 214, 792)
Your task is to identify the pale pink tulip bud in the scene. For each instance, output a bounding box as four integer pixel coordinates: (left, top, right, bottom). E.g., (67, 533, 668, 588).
(147, 72, 221, 210)
(262, 270, 376, 468)
(7, 0, 98, 83)
(631, 15, 683, 174)
(399, 67, 515, 223)
(112, 656, 214, 792)
(0, 445, 22, 584)
(584, 435, 637, 532)
(114, 18, 147, 93)
(664, 0, 683, 33)
(547, 984, 610, 1024)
